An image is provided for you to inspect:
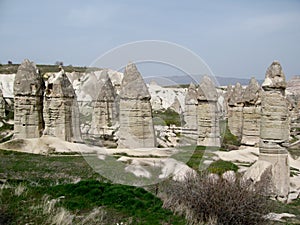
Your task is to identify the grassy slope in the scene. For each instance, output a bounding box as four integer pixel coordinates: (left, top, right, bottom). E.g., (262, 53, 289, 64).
(0, 150, 186, 225)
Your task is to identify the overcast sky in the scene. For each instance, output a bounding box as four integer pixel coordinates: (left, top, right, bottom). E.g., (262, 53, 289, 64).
(1, 0, 300, 79)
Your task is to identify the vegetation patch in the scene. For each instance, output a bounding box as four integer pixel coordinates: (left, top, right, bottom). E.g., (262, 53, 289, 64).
(207, 160, 239, 175)
(162, 172, 272, 225)
(153, 108, 182, 127)
(220, 119, 240, 150)
(0, 150, 186, 224)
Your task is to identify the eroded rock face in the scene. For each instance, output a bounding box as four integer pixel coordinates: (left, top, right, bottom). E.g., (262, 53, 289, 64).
(197, 76, 220, 147)
(90, 76, 117, 136)
(43, 67, 81, 142)
(241, 78, 262, 146)
(245, 61, 290, 197)
(227, 83, 244, 139)
(183, 83, 198, 142)
(118, 62, 156, 148)
(14, 59, 44, 138)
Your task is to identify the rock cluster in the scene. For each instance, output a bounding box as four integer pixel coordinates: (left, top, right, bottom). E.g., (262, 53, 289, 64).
(197, 76, 220, 147)
(14, 60, 81, 142)
(241, 77, 261, 146)
(245, 61, 290, 197)
(14, 59, 45, 138)
(117, 62, 156, 148)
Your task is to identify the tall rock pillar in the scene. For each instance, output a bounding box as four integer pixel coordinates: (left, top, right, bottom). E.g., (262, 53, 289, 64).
(259, 61, 290, 196)
(183, 83, 198, 142)
(241, 77, 261, 146)
(91, 75, 117, 136)
(245, 61, 290, 198)
(43, 67, 81, 142)
(227, 83, 244, 139)
(14, 59, 44, 138)
(118, 62, 156, 148)
(197, 76, 220, 147)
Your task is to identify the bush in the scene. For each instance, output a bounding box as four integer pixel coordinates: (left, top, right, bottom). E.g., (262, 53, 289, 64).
(161, 172, 272, 225)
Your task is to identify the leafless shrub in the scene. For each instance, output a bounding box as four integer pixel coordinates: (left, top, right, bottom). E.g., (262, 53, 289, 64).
(161, 172, 272, 225)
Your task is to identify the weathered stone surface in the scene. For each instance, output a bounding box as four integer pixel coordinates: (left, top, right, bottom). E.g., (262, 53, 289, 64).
(241, 78, 262, 146)
(259, 153, 290, 196)
(243, 160, 273, 191)
(227, 83, 244, 139)
(287, 95, 300, 138)
(118, 62, 156, 148)
(43, 67, 81, 142)
(170, 96, 182, 114)
(260, 91, 289, 143)
(224, 84, 233, 115)
(228, 83, 244, 106)
(120, 62, 151, 100)
(184, 83, 198, 130)
(183, 83, 198, 142)
(14, 59, 44, 96)
(198, 76, 218, 102)
(14, 59, 44, 138)
(262, 60, 286, 90)
(197, 76, 220, 147)
(241, 106, 261, 146)
(90, 76, 117, 136)
(245, 61, 290, 197)
(243, 77, 261, 105)
(0, 87, 6, 118)
(227, 106, 243, 139)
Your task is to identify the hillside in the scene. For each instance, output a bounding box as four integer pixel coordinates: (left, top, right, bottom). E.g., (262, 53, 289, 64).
(0, 63, 263, 86)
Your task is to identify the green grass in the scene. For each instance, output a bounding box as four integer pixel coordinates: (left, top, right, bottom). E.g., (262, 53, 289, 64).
(220, 119, 240, 149)
(0, 150, 186, 224)
(173, 145, 225, 172)
(152, 108, 182, 127)
(207, 160, 239, 175)
(174, 145, 206, 170)
(0, 150, 102, 185)
(271, 199, 300, 224)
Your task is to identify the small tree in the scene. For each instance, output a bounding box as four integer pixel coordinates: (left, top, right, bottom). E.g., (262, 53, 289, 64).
(55, 61, 63, 66)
